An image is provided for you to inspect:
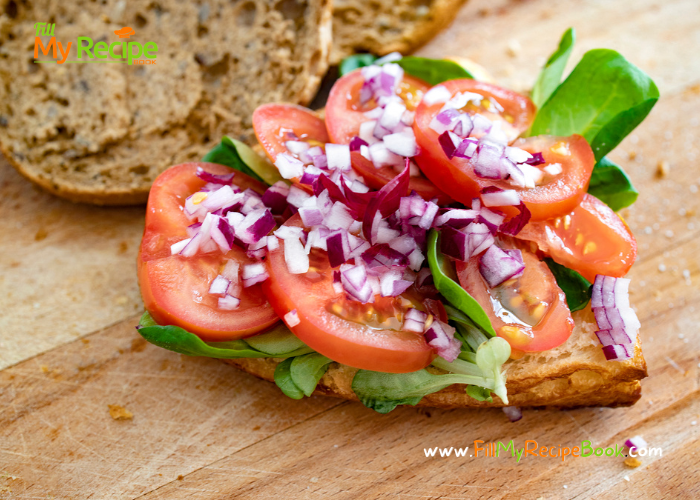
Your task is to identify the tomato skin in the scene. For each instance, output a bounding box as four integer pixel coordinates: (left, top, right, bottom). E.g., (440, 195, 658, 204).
(456, 250, 574, 352)
(253, 103, 330, 164)
(516, 193, 637, 283)
(325, 70, 431, 145)
(138, 162, 278, 341)
(413, 80, 594, 220)
(262, 215, 435, 373)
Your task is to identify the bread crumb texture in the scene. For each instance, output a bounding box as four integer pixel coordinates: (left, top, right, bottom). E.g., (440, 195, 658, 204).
(108, 404, 133, 420)
(330, 0, 468, 64)
(0, 0, 331, 204)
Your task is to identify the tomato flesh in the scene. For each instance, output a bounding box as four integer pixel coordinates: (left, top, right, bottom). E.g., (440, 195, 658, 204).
(413, 80, 595, 220)
(516, 193, 637, 283)
(138, 162, 279, 341)
(253, 103, 329, 164)
(456, 249, 574, 352)
(326, 70, 451, 203)
(263, 215, 435, 373)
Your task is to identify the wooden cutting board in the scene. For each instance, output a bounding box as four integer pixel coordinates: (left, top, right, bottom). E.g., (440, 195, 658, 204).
(2, 0, 700, 497)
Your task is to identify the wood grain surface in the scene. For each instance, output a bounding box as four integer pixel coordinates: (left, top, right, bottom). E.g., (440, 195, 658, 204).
(1, 0, 700, 498)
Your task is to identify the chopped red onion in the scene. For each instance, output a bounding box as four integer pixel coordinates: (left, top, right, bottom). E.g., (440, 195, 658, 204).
(283, 236, 309, 274)
(201, 185, 239, 212)
(481, 187, 520, 207)
(452, 114, 474, 138)
(325, 202, 355, 230)
(210, 216, 236, 252)
(402, 308, 428, 332)
(424, 319, 460, 362)
(429, 108, 460, 135)
(374, 51, 403, 65)
(236, 208, 275, 244)
(267, 235, 279, 251)
(349, 136, 369, 152)
(275, 152, 305, 179)
(479, 246, 525, 288)
(340, 263, 374, 304)
(499, 202, 532, 236)
(502, 407, 523, 422)
(544, 163, 563, 176)
(388, 234, 418, 256)
(478, 208, 506, 234)
(438, 131, 461, 159)
(525, 152, 545, 166)
(369, 142, 402, 167)
(284, 309, 301, 327)
(505, 146, 532, 164)
(300, 166, 323, 185)
(274, 225, 304, 240)
(208, 275, 231, 296)
(422, 85, 451, 106)
(218, 294, 241, 311)
(326, 143, 351, 171)
(453, 137, 478, 159)
(262, 181, 290, 215)
(361, 244, 409, 275)
(602, 344, 633, 360)
(287, 185, 311, 209)
(170, 238, 191, 255)
(379, 270, 413, 297)
(474, 141, 507, 179)
(298, 206, 324, 227)
(326, 230, 350, 267)
(363, 161, 410, 242)
(471, 114, 493, 136)
(221, 260, 240, 282)
(407, 248, 425, 271)
(285, 140, 310, 156)
(434, 209, 479, 229)
(196, 167, 235, 185)
(383, 130, 418, 157)
(624, 436, 648, 451)
(242, 263, 269, 287)
(418, 201, 439, 229)
(179, 231, 202, 257)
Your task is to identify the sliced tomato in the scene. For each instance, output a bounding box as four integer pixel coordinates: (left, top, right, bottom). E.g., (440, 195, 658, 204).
(413, 80, 595, 220)
(253, 103, 329, 167)
(325, 70, 451, 203)
(516, 193, 637, 283)
(350, 152, 452, 204)
(263, 214, 435, 373)
(138, 162, 278, 341)
(456, 249, 574, 352)
(325, 70, 430, 144)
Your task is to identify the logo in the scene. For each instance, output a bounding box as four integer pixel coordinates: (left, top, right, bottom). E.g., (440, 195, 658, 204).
(34, 24, 157, 65)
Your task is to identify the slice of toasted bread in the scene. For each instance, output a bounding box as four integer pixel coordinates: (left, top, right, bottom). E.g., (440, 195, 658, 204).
(330, 0, 469, 64)
(224, 308, 647, 409)
(0, 0, 332, 205)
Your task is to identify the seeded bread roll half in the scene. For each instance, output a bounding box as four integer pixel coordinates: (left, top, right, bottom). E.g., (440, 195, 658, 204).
(0, 0, 332, 205)
(330, 0, 469, 64)
(224, 308, 648, 409)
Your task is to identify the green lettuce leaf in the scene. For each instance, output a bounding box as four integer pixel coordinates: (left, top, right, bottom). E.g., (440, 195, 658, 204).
(290, 353, 333, 397)
(544, 259, 592, 312)
(427, 229, 496, 337)
(531, 28, 575, 108)
(136, 312, 313, 359)
(338, 54, 474, 84)
(588, 157, 639, 211)
(529, 49, 659, 162)
(274, 358, 305, 400)
(202, 136, 285, 186)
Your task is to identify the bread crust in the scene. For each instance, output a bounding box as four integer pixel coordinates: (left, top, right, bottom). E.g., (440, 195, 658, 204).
(1, 0, 333, 206)
(223, 309, 647, 409)
(331, 0, 469, 64)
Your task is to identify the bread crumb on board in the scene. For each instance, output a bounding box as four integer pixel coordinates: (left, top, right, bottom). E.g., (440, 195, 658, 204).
(656, 160, 670, 177)
(624, 457, 642, 468)
(108, 404, 133, 421)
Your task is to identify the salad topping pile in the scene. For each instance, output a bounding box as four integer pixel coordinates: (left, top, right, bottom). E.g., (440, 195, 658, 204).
(137, 29, 658, 412)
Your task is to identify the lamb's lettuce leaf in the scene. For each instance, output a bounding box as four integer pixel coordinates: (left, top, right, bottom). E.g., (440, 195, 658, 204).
(529, 49, 658, 162)
(588, 157, 639, 211)
(427, 229, 496, 337)
(352, 337, 510, 413)
(274, 358, 305, 399)
(544, 259, 592, 312)
(203, 136, 285, 186)
(338, 54, 474, 84)
(136, 312, 313, 359)
(531, 28, 575, 108)
(290, 353, 333, 397)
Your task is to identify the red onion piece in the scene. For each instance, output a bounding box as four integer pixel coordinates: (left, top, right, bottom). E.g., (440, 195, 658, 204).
(298, 206, 324, 227)
(218, 294, 241, 311)
(283, 236, 309, 274)
(453, 137, 478, 159)
(326, 143, 351, 171)
(362, 160, 410, 243)
(340, 264, 374, 304)
(242, 263, 269, 287)
(424, 319, 460, 362)
(210, 216, 236, 252)
(275, 153, 305, 179)
(479, 246, 525, 288)
(524, 152, 545, 166)
(498, 202, 532, 236)
(384, 130, 418, 157)
(284, 309, 301, 327)
(474, 141, 506, 179)
(481, 186, 520, 207)
(478, 208, 506, 234)
(602, 344, 633, 360)
(422, 85, 451, 106)
(361, 244, 409, 275)
(438, 131, 461, 159)
(624, 436, 648, 451)
(326, 230, 350, 268)
(402, 308, 428, 332)
(171, 238, 191, 255)
(196, 167, 235, 185)
(349, 136, 368, 152)
(502, 407, 523, 422)
(236, 208, 275, 244)
(208, 275, 231, 296)
(434, 209, 479, 229)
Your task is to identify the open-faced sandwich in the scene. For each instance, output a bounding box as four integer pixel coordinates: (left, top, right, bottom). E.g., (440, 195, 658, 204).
(136, 30, 658, 414)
